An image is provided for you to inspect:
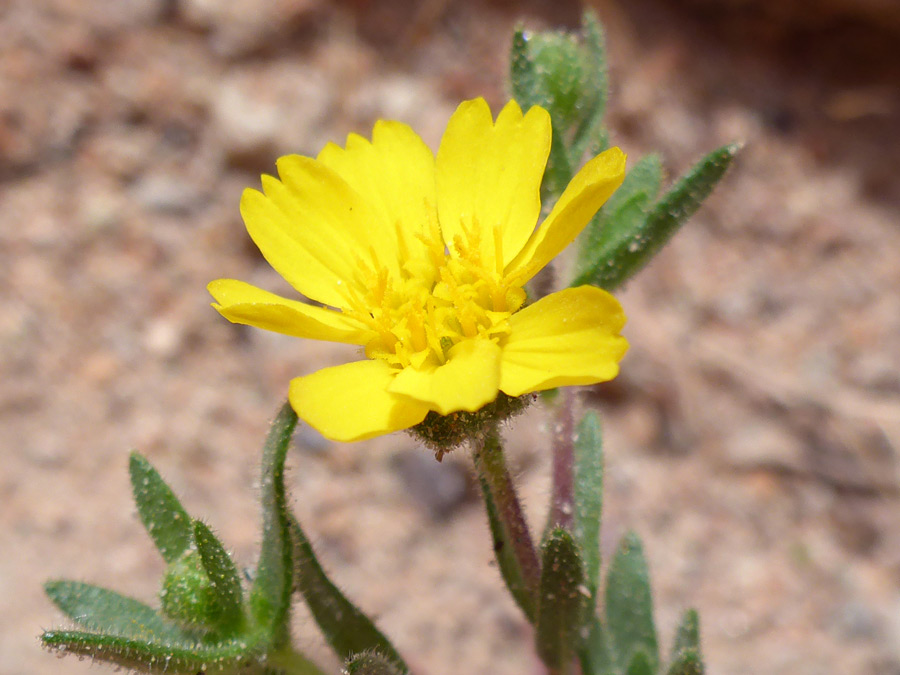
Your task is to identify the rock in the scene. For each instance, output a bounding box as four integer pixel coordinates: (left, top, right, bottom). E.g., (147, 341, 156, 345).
(211, 63, 332, 170)
(179, 0, 322, 57)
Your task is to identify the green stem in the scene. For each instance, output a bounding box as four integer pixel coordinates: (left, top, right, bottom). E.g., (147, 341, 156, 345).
(471, 425, 542, 604)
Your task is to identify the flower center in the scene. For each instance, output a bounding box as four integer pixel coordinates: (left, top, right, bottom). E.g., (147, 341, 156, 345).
(344, 220, 526, 370)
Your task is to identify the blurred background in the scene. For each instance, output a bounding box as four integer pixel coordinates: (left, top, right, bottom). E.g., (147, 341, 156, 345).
(2, 0, 898, 673)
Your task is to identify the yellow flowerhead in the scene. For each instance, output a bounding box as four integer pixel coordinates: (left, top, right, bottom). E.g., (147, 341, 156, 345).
(209, 98, 628, 442)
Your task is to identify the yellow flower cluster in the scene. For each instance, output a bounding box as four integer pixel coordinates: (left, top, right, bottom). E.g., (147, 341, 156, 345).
(210, 98, 628, 442)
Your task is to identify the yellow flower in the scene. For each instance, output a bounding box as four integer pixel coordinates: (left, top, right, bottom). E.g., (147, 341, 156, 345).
(209, 98, 628, 442)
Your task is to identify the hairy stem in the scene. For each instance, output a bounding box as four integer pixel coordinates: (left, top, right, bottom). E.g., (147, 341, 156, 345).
(471, 424, 541, 603)
(548, 388, 576, 532)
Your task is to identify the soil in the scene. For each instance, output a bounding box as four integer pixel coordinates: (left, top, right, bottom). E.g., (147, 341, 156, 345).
(2, 1, 899, 674)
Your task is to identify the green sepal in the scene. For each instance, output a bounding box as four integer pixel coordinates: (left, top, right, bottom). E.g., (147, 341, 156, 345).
(193, 519, 246, 634)
(569, 10, 610, 164)
(41, 629, 266, 673)
(573, 143, 740, 290)
(626, 649, 655, 675)
(535, 528, 591, 671)
(671, 608, 700, 657)
(573, 411, 604, 600)
(249, 402, 297, 644)
(345, 650, 404, 675)
(289, 514, 408, 673)
(605, 532, 659, 674)
(578, 614, 614, 675)
(477, 474, 537, 622)
(43, 581, 183, 641)
(129, 452, 192, 564)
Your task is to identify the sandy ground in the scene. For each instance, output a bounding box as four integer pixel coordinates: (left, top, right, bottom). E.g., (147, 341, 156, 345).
(2, 1, 899, 673)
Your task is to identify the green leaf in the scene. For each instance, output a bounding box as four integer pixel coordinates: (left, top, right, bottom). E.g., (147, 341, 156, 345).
(671, 608, 700, 657)
(605, 532, 659, 673)
(543, 124, 575, 209)
(345, 650, 404, 675)
(535, 528, 591, 671)
(477, 472, 537, 622)
(528, 32, 583, 125)
(626, 649, 655, 675)
(574, 143, 740, 290)
(510, 27, 539, 110)
(573, 154, 662, 285)
(289, 514, 408, 673)
(41, 629, 265, 673)
(510, 28, 575, 208)
(250, 402, 298, 643)
(193, 520, 246, 634)
(668, 648, 704, 675)
(570, 10, 610, 163)
(129, 453, 192, 564)
(573, 411, 604, 600)
(43, 581, 182, 642)
(578, 614, 614, 675)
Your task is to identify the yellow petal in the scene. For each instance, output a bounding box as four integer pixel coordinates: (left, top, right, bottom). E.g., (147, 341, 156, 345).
(436, 98, 551, 269)
(506, 147, 626, 286)
(388, 339, 501, 415)
(289, 360, 429, 442)
(208, 279, 370, 344)
(241, 155, 390, 309)
(317, 121, 437, 264)
(500, 286, 628, 395)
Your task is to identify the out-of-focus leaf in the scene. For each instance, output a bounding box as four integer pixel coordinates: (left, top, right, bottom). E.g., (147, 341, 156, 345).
(573, 144, 740, 290)
(605, 532, 659, 673)
(572, 411, 604, 599)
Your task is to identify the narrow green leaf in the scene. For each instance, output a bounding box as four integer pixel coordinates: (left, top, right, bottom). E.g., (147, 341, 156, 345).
(626, 649, 655, 675)
(193, 520, 245, 634)
(605, 532, 659, 673)
(289, 514, 408, 674)
(671, 608, 701, 657)
(536, 528, 591, 671)
(129, 453, 192, 564)
(250, 402, 297, 643)
(345, 650, 404, 675)
(41, 629, 264, 673)
(570, 10, 610, 163)
(528, 32, 583, 125)
(573, 412, 604, 599)
(574, 154, 662, 284)
(668, 648, 704, 675)
(478, 473, 537, 621)
(43, 581, 182, 642)
(574, 143, 740, 290)
(578, 614, 614, 675)
(542, 124, 575, 209)
(510, 27, 538, 110)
